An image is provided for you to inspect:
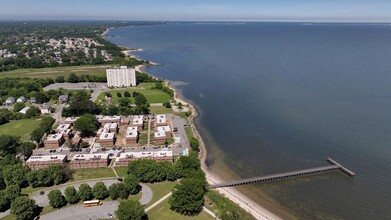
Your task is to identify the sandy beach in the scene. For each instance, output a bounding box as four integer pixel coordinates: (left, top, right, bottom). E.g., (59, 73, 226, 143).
(126, 48, 281, 220)
(101, 28, 110, 36)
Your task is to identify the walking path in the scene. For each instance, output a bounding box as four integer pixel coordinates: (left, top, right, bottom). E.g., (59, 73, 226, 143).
(144, 192, 219, 219)
(147, 118, 152, 146)
(203, 207, 219, 219)
(145, 192, 172, 212)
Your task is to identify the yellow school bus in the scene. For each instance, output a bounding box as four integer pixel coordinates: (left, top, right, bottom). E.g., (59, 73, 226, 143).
(83, 200, 103, 207)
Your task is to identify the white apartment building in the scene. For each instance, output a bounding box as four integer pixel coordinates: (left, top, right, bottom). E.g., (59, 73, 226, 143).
(106, 66, 136, 87)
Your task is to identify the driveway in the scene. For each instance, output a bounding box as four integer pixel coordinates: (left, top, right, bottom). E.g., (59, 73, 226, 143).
(169, 114, 190, 149)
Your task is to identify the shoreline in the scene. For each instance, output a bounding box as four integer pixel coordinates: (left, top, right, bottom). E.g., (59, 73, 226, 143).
(126, 49, 282, 220)
(169, 82, 282, 220)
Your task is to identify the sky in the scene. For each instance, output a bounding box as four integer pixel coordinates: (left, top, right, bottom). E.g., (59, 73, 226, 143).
(1, 0, 391, 22)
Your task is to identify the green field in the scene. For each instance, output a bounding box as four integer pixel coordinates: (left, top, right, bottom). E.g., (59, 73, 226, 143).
(150, 106, 174, 114)
(71, 167, 116, 182)
(147, 199, 214, 220)
(146, 181, 178, 206)
(185, 127, 195, 140)
(96, 83, 171, 104)
(0, 118, 42, 140)
(114, 166, 129, 177)
(0, 65, 108, 79)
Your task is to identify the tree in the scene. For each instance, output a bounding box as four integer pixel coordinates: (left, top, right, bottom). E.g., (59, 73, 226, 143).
(30, 127, 45, 144)
(28, 169, 50, 188)
(72, 90, 90, 101)
(123, 175, 140, 195)
(74, 114, 100, 137)
(17, 142, 35, 161)
(46, 164, 68, 185)
(10, 196, 37, 220)
(67, 73, 79, 83)
(0, 191, 10, 212)
(115, 200, 146, 220)
(108, 104, 119, 116)
(5, 185, 21, 202)
(2, 164, 29, 187)
(127, 159, 164, 183)
(134, 93, 148, 107)
(92, 182, 109, 200)
(0, 135, 20, 156)
(118, 97, 131, 107)
(169, 178, 205, 215)
(117, 183, 130, 199)
(117, 92, 122, 97)
(25, 106, 41, 118)
(13, 102, 25, 112)
(78, 183, 93, 201)
(189, 137, 200, 152)
(48, 189, 67, 208)
(124, 91, 131, 97)
(109, 183, 129, 200)
(164, 102, 171, 108)
(64, 186, 79, 204)
(35, 91, 50, 104)
(55, 76, 65, 83)
(62, 100, 100, 117)
(109, 184, 120, 200)
(177, 102, 183, 110)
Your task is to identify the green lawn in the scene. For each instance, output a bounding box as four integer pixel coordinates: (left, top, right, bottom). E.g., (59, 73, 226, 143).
(184, 127, 195, 140)
(0, 118, 42, 140)
(96, 83, 171, 104)
(0, 65, 108, 79)
(150, 106, 174, 114)
(138, 133, 148, 146)
(21, 186, 47, 195)
(147, 199, 215, 220)
(71, 167, 116, 182)
(146, 181, 178, 206)
(114, 166, 128, 177)
(47, 99, 58, 105)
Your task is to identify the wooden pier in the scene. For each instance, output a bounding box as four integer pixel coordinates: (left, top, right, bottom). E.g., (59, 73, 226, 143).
(209, 158, 355, 189)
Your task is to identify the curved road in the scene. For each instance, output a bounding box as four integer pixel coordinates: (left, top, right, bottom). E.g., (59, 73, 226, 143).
(0, 178, 153, 219)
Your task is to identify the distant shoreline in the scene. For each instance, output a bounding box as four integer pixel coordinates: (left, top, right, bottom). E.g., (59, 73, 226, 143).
(122, 47, 282, 220)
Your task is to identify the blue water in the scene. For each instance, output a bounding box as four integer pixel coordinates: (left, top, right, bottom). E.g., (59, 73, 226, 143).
(107, 22, 391, 219)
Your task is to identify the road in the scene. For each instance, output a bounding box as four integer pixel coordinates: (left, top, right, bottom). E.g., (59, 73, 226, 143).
(0, 178, 153, 219)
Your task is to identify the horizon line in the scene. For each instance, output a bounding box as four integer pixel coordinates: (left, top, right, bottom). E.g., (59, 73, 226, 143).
(0, 19, 391, 24)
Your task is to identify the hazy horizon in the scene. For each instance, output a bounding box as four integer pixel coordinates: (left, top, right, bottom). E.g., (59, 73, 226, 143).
(2, 0, 391, 22)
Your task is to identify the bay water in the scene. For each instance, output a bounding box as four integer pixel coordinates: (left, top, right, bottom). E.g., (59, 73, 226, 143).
(107, 22, 391, 219)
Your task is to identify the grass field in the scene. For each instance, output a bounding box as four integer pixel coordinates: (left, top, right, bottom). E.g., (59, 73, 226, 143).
(138, 133, 148, 145)
(150, 106, 174, 114)
(146, 181, 178, 206)
(185, 127, 195, 140)
(21, 186, 47, 195)
(71, 167, 116, 182)
(114, 166, 128, 177)
(147, 199, 215, 220)
(0, 118, 42, 140)
(0, 65, 109, 79)
(96, 83, 172, 104)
